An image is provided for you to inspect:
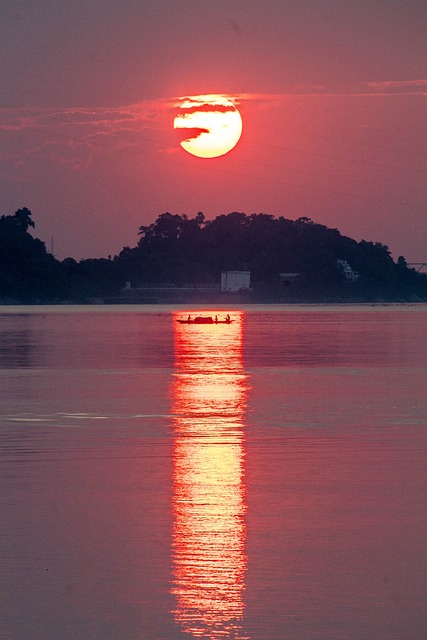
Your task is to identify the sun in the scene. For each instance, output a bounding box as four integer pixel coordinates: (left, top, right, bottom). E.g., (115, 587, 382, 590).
(174, 94, 242, 158)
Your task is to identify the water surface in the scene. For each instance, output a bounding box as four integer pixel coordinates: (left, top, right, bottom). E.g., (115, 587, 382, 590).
(0, 304, 426, 639)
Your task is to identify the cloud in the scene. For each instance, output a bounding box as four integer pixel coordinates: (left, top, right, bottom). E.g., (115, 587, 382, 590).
(1, 82, 425, 180)
(0, 100, 170, 178)
(366, 79, 427, 90)
(234, 79, 427, 103)
(174, 127, 210, 143)
(0, 102, 162, 135)
(176, 103, 237, 116)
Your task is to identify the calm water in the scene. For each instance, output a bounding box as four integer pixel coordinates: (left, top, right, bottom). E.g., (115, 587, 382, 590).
(0, 304, 426, 640)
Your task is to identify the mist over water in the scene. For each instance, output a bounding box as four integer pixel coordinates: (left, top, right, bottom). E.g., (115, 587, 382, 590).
(1, 305, 426, 639)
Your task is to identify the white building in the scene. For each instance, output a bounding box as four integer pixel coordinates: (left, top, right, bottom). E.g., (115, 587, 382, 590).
(221, 271, 251, 292)
(337, 260, 359, 282)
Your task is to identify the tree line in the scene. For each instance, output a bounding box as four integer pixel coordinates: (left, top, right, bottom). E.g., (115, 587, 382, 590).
(1, 208, 426, 303)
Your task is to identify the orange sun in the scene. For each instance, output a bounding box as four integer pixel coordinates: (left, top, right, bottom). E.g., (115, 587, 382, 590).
(174, 94, 242, 158)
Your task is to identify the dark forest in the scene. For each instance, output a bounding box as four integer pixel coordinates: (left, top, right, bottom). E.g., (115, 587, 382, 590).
(1, 208, 426, 303)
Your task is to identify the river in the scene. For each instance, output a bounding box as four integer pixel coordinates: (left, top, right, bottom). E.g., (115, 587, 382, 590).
(0, 304, 426, 639)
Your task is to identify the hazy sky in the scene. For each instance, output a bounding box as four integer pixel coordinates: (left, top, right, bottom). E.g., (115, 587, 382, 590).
(1, 0, 426, 261)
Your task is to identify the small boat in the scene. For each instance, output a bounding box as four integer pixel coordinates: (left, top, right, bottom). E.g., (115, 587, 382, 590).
(177, 315, 234, 325)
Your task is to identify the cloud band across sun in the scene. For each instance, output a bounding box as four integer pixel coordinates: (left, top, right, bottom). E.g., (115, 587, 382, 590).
(177, 102, 238, 116)
(175, 127, 210, 144)
(1, 80, 425, 177)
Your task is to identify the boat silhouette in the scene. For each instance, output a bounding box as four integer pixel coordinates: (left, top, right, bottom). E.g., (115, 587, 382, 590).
(176, 315, 233, 325)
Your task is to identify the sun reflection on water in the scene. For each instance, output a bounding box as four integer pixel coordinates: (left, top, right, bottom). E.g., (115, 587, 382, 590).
(171, 311, 249, 639)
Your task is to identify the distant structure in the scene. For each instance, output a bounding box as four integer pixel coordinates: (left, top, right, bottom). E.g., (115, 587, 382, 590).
(221, 271, 251, 292)
(279, 272, 300, 285)
(408, 263, 427, 273)
(337, 260, 359, 282)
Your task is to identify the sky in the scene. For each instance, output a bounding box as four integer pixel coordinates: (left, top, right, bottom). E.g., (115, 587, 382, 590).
(0, 0, 426, 262)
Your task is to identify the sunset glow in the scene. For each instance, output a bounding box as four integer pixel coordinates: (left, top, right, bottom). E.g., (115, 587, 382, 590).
(174, 95, 243, 158)
(171, 311, 248, 638)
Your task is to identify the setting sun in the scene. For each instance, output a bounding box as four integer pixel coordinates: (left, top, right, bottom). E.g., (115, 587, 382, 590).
(174, 94, 242, 158)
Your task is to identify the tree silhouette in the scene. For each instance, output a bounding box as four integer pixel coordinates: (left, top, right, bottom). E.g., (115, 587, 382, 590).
(14, 207, 35, 232)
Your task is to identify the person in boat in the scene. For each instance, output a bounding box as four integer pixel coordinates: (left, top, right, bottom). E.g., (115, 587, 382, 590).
(226, 314, 230, 323)
(215, 315, 218, 323)
(188, 315, 191, 322)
